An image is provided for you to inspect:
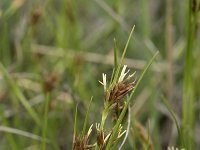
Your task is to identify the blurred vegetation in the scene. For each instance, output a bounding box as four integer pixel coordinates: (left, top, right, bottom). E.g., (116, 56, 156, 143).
(0, 0, 200, 150)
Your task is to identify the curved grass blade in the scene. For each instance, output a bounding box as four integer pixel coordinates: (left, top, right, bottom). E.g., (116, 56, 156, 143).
(161, 95, 185, 148)
(0, 63, 41, 126)
(0, 126, 49, 142)
(119, 104, 131, 150)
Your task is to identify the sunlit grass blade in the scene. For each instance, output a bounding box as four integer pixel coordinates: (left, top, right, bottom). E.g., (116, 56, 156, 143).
(119, 104, 131, 150)
(72, 103, 78, 148)
(0, 63, 41, 126)
(82, 97, 93, 136)
(182, 0, 200, 149)
(42, 93, 50, 150)
(0, 126, 49, 142)
(133, 120, 153, 150)
(147, 120, 151, 149)
(161, 95, 184, 147)
(1, 114, 18, 150)
(106, 51, 159, 150)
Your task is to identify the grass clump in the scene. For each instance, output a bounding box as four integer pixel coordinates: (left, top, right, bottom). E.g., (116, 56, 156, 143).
(0, 0, 200, 149)
(72, 26, 158, 150)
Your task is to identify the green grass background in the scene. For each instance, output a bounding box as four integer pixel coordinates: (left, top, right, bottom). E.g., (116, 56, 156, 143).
(0, 0, 200, 149)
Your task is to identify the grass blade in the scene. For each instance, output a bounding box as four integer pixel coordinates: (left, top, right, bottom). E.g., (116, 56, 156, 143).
(82, 97, 93, 136)
(182, 0, 200, 149)
(161, 95, 184, 147)
(0, 63, 41, 126)
(110, 38, 119, 84)
(119, 104, 131, 150)
(111, 26, 135, 88)
(42, 93, 50, 150)
(72, 103, 78, 148)
(0, 126, 49, 142)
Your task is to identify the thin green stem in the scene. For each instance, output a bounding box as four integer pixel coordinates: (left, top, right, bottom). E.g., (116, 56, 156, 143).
(42, 93, 50, 150)
(182, 0, 199, 149)
(82, 97, 93, 136)
(72, 103, 78, 149)
(100, 105, 109, 130)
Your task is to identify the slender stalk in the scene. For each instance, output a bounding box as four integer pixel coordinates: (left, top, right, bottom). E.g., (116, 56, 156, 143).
(1, 117, 18, 150)
(140, 0, 150, 38)
(119, 105, 131, 150)
(82, 97, 93, 136)
(165, 0, 174, 146)
(165, 0, 174, 101)
(161, 95, 184, 146)
(72, 104, 78, 149)
(182, 0, 199, 149)
(42, 93, 50, 150)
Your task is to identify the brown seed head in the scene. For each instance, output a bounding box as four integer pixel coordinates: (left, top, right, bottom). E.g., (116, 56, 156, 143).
(96, 124, 112, 150)
(108, 79, 134, 104)
(73, 125, 94, 150)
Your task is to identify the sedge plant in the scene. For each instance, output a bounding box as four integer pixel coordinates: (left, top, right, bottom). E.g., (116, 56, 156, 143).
(72, 26, 159, 150)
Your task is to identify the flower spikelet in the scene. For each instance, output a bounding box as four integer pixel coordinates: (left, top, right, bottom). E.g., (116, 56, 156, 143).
(99, 65, 136, 108)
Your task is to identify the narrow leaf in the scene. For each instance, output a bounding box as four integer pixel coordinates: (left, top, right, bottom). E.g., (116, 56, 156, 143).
(82, 97, 93, 136)
(0, 63, 41, 126)
(72, 103, 78, 147)
(111, 26, 135, 87)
